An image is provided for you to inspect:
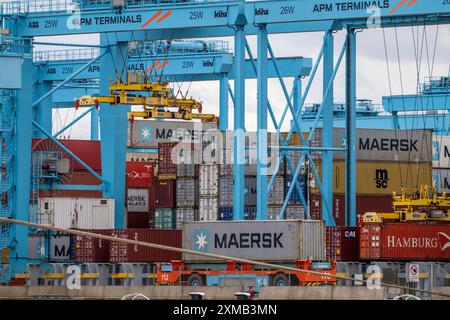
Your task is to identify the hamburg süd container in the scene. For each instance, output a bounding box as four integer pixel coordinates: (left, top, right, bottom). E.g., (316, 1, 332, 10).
(182, 220, 326, 262)
(39, 198, 115, 229)
(128, 120, 218, 149)
(154, 208, 176, 229)
(176, 208, 197, 229)
(126, 161, 154, 188)
(108, 229, 182, 263)
(127, 188, 149, 213)
(199, 164, 219, 196)
(198, 197, 218, 221)
(154, 178, 176, 208)
(176, 178, 198, 208)
(313, 128, 432, 162)
(326, 226, 360, 262)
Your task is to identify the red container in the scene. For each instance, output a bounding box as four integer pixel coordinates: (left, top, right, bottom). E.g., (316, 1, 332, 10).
(158, 142, 177, 174)
(326, 226, 360, 262)
(109, 229, 182, 263)
(127, 212, 150, 228)
(154, 178, 176, 208)
(126, 161, 154, 188)
(310, 194, 393, 226)
(380, 222, 450, 261)
(74, 230, 113, 263)
(359, 223, 382, 260)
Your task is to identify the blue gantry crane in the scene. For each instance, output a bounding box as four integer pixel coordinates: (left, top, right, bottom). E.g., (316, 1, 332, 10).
(0, 0, 449, 282)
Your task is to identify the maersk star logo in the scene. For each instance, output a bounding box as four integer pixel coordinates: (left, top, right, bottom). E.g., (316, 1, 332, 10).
(432, 141, 440, 161)
(195, 231, 208, 251)
(139, 124, 152, 142)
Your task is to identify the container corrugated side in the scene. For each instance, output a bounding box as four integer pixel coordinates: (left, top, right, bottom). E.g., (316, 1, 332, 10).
(154, 179, 176, 208)
(182, 220, 325, 262)
(158, 142, 177, 174)
(219, 176, 233, 207)
(198, 197, 218, 221)
(176, 208, 197, 229)
(326, 227, 360, 262)
(199, 165, 219, 196)
(433, 135, 450, 168)
(244, 176, 257, 206)
(176, 178, 198, 208)
(268, 176, 284, 206)
(433, 168, 450, 193)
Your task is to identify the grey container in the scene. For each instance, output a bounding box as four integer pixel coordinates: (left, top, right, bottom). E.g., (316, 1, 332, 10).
(286, 206, 305, 220)
(219, 176, 233, 207)
(268, 176, 285, 206)
(182, 220, 326, 262)
(129, 120, 218, 148)
(313, 128, 432, 162)
(176, 178, 198, 208)
(267, 206, 282, 220)
(177, 164, 198, 178)
(176, 208, 197, 229)
(219, 164, 233, 176)
(198, 197, 218, 221)
(199, 164, 219, 197)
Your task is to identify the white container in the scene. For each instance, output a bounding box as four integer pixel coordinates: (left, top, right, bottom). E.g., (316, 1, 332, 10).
(39, 197, 115, 229)
(199, 164, 219, 196)
(433, 135, 450, 168)
(198, 197, 218, 221)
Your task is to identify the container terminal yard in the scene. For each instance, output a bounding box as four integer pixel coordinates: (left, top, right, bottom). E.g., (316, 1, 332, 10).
(0, 0, 449, 303)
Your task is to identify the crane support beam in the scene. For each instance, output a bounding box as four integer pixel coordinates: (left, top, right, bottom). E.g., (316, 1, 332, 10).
(383, 94, 450, 112)
(10, 1, 450, 37)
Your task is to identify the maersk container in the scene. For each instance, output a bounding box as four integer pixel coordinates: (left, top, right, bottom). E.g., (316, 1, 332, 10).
(244, 176, 257, 206)
(432, 135, 450, 168)
(39, 198, 115, 229)
(176, 208, 197, 229)
(313, 128, 432, 162)
(199, 164, 219, 196)
(433, 168, 450, 193)
(183, 220, 325, 262)
(218, 176, 233, 207)
(176, 178, 198, 208)
(198, 197, 218, 221)
(129, 120, 218, 148)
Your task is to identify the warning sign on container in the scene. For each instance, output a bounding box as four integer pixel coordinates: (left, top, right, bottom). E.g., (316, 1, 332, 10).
(408, 264, 420, 283)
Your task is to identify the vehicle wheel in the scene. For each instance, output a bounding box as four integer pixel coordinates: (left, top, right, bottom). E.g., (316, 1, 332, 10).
(187, 273, 204, 286)
(271, 273, 289, 286)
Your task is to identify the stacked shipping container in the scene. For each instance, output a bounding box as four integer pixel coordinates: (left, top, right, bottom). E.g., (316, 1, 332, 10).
(432, 135, 450, 194)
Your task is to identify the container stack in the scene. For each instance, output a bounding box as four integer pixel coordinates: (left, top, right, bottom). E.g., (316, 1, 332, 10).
(199, 164, 219, 221)
(432, 135, 450, 193)
(308, 128, 433, 225)
(154, 142, 177, 229)
(125, 161, 155, 228)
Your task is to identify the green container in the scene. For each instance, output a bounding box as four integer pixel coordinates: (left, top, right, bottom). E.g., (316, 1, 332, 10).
(155, 208, 176, 229)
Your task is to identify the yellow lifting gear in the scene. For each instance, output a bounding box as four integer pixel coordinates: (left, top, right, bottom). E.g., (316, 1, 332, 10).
(363, 185, 450, 222)
(75, 73, 219, 124)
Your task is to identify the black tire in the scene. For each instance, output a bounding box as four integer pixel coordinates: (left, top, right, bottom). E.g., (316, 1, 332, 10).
(187, 273, 204, 286)
(271, 273, 290, 286)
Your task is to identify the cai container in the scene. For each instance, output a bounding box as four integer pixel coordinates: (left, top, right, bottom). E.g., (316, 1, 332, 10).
(326, 226, 360, 262)
(182, 220, 326, 262)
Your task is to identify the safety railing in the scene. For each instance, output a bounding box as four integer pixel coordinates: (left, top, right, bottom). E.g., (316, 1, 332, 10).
(1, 0, 235, 14)
(128, 40, 229, 58)
(0, 36, 32, 56)
(419, 76, 450, 94)
(33, 48, 99, 61)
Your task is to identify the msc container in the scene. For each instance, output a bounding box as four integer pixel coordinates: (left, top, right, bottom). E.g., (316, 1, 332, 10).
(39, 198, 115, 229)
(218, 207, 233, 221)
(127, 188, 149, 213)
(158, 142, 177, 175)
(74, 229, 112, 263)
(432, 135, 450, 168)
(326, 227, 360, 262)
(433, 168, 450, 193)
(127, 212, 150, 228)
(176, 178, 198, 208)
(218, 176, 233, 207)
(129, 120, 218, 148)
(154, 179, 175, 208)
(126, 161, 154, 188)
(311, 160, 432, 195)
(182, 220, 326, 262)
(314, 128, 432, 162)
(154, 208, 176, 229)
(268, 176, 284, 206)
(198, 197, 218, 221)
(176, 208, 197, 229)
(244, 206, 257, 220)
(199, 164, 219, 196)
(285, 175, 307, 205)
(309, 194, 394, 226)
(363, 222, 450, 261)
(285, 206, 305, 220)
(108, 229, 182, 263)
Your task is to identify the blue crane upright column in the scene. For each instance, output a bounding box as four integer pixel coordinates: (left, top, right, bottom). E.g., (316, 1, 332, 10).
(34, 81, 53, 138)
(322, 31, 335, 226)
(99, 35, 129, 228)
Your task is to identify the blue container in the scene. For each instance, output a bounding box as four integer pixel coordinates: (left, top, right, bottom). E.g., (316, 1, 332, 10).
(285, 175, 307, 205)
(244, 206, 257, 220)
(218, 207, 233, 221)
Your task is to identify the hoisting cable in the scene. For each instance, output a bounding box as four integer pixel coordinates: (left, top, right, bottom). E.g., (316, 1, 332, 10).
(2, 217, 450, 299)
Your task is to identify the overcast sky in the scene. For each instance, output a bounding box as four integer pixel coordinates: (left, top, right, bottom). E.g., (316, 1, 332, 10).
(35, 24, 450, 139)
